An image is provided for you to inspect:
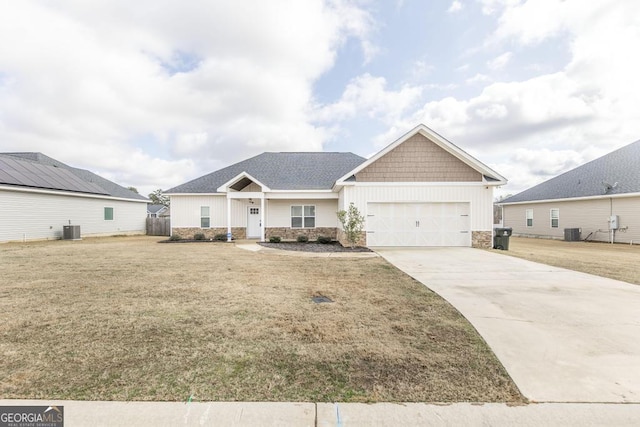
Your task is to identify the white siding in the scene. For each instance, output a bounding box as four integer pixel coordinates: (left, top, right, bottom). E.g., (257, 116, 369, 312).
(1, 189, 146, 243)
(266, 199, 339, 227)
(342, 184, 495, 232)
(170, 195, 251, 228)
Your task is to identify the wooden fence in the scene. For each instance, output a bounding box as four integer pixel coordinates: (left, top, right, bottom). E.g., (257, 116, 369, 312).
(146, 217, 170, 236)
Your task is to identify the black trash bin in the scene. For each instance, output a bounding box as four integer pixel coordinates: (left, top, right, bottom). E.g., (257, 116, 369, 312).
(493, 227, 512, 250)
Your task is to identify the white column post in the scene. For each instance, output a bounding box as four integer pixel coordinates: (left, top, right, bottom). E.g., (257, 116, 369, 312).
(226, 196, 232, 242)
(260, 196, 265, 242)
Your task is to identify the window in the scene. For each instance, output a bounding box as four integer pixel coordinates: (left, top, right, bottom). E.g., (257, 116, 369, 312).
(200, 206, 210, 228)
(550, 208, 559, 228)
(104, 207, 114, 221)
(291, 205, 315, 228)
(526, 209, 533, 227)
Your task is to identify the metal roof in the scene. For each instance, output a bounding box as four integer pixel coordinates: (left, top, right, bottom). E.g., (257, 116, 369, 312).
(166, 152, 366, 193)
(501, 140, 640, 203)
(0, 152, 148, 200)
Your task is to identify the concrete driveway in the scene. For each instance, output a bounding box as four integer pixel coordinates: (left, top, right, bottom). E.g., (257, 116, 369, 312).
(375, 247, 640, 403)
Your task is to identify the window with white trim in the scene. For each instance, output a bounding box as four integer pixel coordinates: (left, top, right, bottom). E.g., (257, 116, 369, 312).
(550, 208, 559, 228)
(201, 206, 210, 228)
(526, 209, 533, 227)
(291, 205, 315, 228)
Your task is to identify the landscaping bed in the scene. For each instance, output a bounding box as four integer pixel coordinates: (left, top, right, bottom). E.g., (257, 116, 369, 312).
(258, 241, 372, 253)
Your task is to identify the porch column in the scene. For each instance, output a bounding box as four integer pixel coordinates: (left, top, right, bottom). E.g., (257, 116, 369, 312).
(260, 196, 265, 242)
(226, 196, 232, 242)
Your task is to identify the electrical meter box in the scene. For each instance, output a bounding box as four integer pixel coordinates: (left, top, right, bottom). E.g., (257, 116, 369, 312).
(610, 215, 619, 230)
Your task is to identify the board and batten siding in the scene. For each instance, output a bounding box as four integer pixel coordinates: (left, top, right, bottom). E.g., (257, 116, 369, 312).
(266, 199, 339, 228)
(1, 189, 146, 243)
(502, 196, 640, 244)
(342, 184, 495, 231)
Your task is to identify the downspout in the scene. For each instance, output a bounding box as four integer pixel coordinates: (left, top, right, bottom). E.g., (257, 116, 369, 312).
(260, 196, 265, 242)
(226, 196, 232, 242)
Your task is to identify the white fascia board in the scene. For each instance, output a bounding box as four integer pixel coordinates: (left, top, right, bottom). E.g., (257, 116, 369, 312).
(0, 184, 149, 203)
(266, 191, 338, 199)
(336, 181, 502, 187)
(499, 192, 640, 206)
(227, 192, 265, 199)
(166, 193, 224, 197)
(216, 171, 271, 193)
(335, 123, 508, 185)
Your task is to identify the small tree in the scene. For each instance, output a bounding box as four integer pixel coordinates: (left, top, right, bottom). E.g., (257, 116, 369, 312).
(148, 189, 170, 206)
(127, 186, 139, 194)
(337, 202, 365, 248)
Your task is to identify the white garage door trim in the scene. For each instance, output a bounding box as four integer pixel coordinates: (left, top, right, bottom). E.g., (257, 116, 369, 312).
(366, 202, 471, 247)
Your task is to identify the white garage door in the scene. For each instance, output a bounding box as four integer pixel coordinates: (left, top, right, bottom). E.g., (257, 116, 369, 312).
(367, 202, 471, 247)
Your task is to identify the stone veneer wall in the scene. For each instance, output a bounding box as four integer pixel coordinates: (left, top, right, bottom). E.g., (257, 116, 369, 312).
(472, 231, 492, 249)
(337, 230, 367, 247)
(266, 227, 337, 241)
(172, 227, 246, 240)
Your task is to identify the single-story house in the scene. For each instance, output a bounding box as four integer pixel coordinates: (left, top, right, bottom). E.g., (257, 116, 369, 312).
(147, 204, 170, 218)
(499, 140, 640, 244)
(0, 152, 148, 243)
(166, 124, 506, 248)
(165, 125, 507, 247)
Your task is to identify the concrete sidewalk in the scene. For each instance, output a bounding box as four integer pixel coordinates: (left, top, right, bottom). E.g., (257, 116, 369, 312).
(375, 247, 640, 403)
(3, 400, 640, 426)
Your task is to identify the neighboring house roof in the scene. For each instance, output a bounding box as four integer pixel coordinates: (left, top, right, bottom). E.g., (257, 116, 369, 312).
(166, 152, 366, 193)
(501, 140, 640, 204)
(0, 152, 148, 201)
(147, 204, 169, 215)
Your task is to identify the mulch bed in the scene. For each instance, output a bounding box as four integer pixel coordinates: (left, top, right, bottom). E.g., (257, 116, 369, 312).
(258, 242, 372, 253)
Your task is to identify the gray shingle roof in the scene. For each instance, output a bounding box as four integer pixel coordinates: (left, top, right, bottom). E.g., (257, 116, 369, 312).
(502, 140, 640, 203)
(0, 152, 148, 201)
(166, 152, 366, 193)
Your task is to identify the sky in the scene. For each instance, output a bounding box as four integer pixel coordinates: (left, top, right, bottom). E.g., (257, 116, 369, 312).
(1, 0, 639, 198)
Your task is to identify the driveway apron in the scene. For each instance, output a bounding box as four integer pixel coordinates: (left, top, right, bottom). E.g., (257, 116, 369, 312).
(375, 247, 640, 403)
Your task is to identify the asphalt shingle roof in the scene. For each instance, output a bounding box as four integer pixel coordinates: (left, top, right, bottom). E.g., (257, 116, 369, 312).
(166, 152, 366, 193)
(0, 152, 148, 201)
(502, 140, 640, 203)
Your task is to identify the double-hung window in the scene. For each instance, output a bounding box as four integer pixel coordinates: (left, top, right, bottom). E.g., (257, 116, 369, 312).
(291, 205, 315, 228)
(550, 208, 559, 228)
(525, 209, 533, 227)
(201, 206, 210, 228)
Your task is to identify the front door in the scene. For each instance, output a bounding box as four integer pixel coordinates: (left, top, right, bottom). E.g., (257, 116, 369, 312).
(247, 206, 261, 238)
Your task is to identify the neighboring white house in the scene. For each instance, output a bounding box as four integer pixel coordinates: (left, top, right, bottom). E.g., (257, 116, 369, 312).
(166, 124, 507, 248)
(0, 152, 148, 243)
(499, 139, 640, 244)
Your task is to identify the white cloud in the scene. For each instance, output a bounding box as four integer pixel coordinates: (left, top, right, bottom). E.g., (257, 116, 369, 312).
(0, 0, 376, 194)
(487, 52, 512, 70)
(466, 73, 491, 85)
(447, 1, 463, 13)
(316, 73, 424, 125)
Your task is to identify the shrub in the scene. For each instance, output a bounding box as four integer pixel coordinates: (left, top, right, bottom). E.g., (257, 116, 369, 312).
(194, 233, 206, 240)
(269, 236, 282, 243)
(296, 235, 309, 243)
(317, 235, 332, 244)
(168, 235, 182, 241)
(213, 234, 227, 241)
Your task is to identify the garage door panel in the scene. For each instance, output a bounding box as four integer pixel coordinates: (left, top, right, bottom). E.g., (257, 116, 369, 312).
(367, 202, 471, 247)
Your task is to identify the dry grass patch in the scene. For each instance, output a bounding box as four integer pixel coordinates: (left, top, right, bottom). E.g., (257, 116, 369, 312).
(494, 237, 640, 285)
(0, 236, 522, 402)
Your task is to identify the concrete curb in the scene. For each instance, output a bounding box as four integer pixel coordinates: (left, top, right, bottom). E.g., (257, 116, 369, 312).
(3, 400, 640, 426)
